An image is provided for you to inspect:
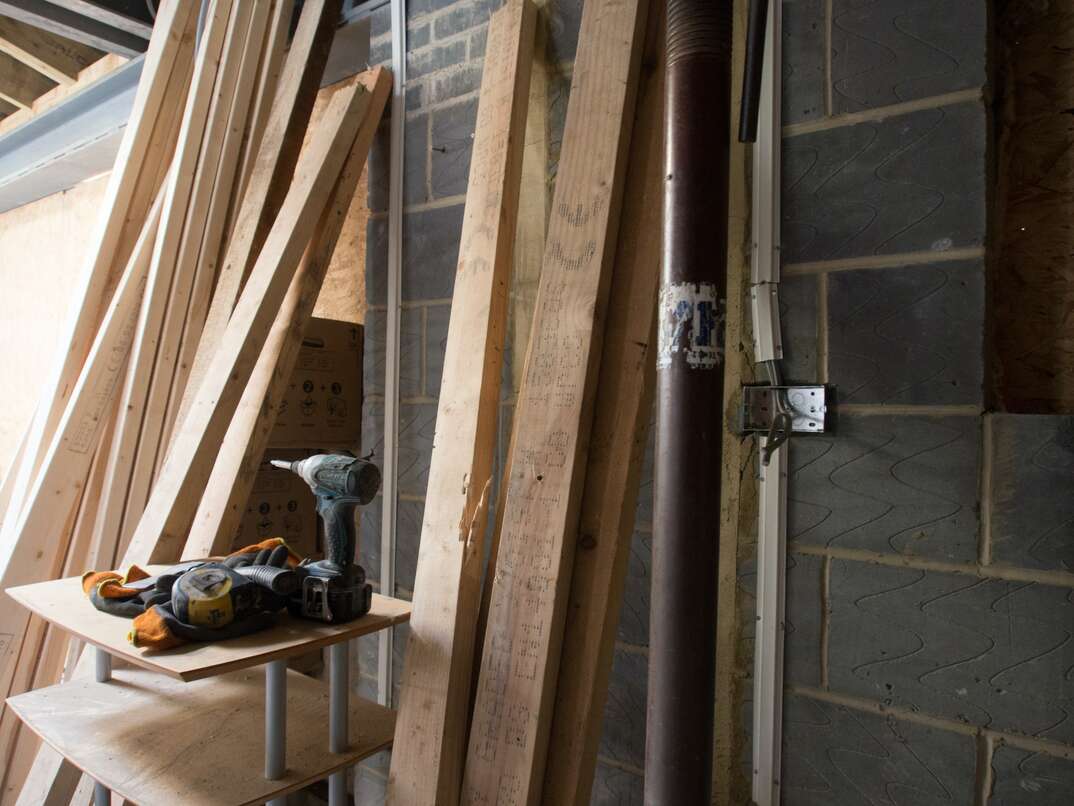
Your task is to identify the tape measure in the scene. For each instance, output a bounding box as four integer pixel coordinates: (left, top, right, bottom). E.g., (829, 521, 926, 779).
(173, 566, 235, 628)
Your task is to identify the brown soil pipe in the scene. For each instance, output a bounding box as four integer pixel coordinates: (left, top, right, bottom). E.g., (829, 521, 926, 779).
(645, 2, 733, 804)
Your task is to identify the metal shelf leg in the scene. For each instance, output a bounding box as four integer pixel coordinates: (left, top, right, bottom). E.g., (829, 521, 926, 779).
(266, 658, 287, 806)
(328, 640, 350, 806)
(94, 647, 111, 683)
(94, 647, 112, 804)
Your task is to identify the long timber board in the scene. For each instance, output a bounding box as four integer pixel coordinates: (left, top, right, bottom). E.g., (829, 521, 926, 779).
(460, 0, 649, 802)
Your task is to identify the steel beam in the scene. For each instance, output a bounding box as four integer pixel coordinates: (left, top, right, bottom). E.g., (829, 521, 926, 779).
(0, 54, 140, 212)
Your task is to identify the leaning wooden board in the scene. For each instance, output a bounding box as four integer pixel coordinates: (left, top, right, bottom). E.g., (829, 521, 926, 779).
(460, 0, 649, 802)
(7, 666, 394, 806)
(115, 0, 238, 549)
(178, 0, 343, 431)
(0, 0, 197, 559)
(0, 192, 162, 800)
(7, 573, 410, 682)
(182, 69, 390, 560)
(385, 2, 535, 804)
(541, 2, 664, 799)
(123, 69, 378, 568)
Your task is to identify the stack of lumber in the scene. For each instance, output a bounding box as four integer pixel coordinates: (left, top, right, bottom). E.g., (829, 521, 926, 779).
(387, 0, 663, 803)
(0, 0, 391, 802)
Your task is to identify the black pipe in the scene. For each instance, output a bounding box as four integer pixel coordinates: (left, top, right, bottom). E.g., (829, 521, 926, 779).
(645, 1, 732, 804)
(739, 0, 768, 142)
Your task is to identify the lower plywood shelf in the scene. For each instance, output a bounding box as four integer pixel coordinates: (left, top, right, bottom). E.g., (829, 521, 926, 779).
(7, 666, 395, 806)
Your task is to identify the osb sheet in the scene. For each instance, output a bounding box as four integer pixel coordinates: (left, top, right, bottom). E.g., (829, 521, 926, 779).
(993, 1, 1074, 413)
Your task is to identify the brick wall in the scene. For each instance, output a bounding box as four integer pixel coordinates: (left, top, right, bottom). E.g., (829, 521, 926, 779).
(353, 1, 653, 802)
(774, 2, 1074, 804)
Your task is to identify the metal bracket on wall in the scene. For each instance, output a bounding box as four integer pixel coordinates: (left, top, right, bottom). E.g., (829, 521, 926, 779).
(736, 383, 831, 464)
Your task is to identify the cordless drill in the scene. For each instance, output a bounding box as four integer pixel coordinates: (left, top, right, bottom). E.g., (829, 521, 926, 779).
(270, 454, 380, 624)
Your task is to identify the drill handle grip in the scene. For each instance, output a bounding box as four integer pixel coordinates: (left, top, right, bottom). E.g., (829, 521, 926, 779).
(318, 497, 359, 567)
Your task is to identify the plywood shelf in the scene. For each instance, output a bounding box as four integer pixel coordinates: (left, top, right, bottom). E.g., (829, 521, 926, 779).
(7, 666, 394, 806)
(7, 572, 411, 681)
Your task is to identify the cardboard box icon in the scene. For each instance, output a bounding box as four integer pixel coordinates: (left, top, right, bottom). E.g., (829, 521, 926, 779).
(269, 318, 363, 449)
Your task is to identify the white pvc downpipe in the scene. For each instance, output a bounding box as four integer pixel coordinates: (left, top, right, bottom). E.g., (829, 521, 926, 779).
(750, 2, 788, 806)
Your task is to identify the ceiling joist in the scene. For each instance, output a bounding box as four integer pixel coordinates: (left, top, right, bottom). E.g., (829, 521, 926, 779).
(0, 50, 57, 109)
(0, 0, 148, 57)
(45, 0, 152, 40)
(0, 16, 102, 84)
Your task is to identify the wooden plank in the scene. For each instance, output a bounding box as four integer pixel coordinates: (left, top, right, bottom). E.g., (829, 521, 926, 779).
(0, 98, 15, 117)
(116, 0, 246, 499)
(8, 574, 410, 682)
(0, 17, 101, 84)
(0, 0, 146, 56)
(85, 47, 199, 576)
(459, 0, 649, 801)
(712, 4, 754, 803)
(385, 3, 536, 804)
(156, 0, 273, 455)
(0, 50, 55, 108)
(178, 0, 342, 430)
(114, 0, 237, 550)
(540, 6, 663, 801)
(0, 431, 28, 525)
(0, 467, 85, 805)
(0, 194, 158, 795)
(470, 0, 552, 694)
(122, 71, 381, 568)
(0, 405, 116, 805)
(0, 0, 196, 586)
(0, 191, 163, 732)
(13, 13, 332, 802)
(13, 747, 79, 806)
(232, 0, 291, 212)
(7, 667, 394, 806)
(181, 69, 391, 561)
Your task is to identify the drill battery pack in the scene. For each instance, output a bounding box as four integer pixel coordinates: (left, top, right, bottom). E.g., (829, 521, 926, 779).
(288, 562, 372, 624)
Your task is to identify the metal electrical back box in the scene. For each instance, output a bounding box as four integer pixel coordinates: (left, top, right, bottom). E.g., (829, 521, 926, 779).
(268, 317, 363, 450)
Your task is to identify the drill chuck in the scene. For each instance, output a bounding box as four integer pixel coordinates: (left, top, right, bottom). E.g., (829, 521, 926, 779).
(270, 455, 381, 504)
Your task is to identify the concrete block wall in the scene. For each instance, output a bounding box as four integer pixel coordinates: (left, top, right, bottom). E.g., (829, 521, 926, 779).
(355, 0, 652, 801)
(777, 1, 1074, 804)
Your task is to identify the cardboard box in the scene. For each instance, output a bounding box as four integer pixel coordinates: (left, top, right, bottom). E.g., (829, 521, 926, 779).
(269, 318, 363, 449)
(233, 450, 321, 558)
